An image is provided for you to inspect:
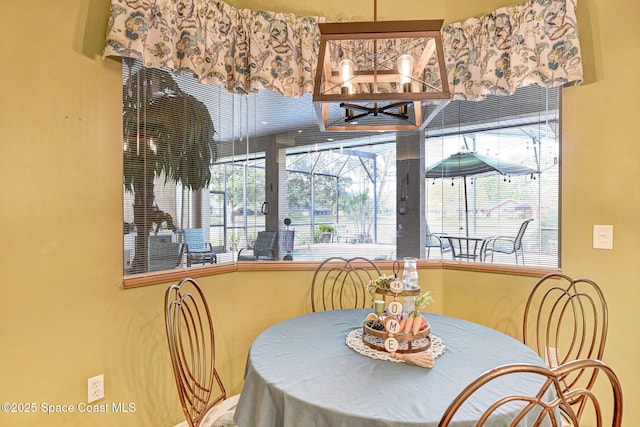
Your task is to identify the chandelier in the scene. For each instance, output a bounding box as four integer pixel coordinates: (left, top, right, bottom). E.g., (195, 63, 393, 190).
(313, 5, 450, 132)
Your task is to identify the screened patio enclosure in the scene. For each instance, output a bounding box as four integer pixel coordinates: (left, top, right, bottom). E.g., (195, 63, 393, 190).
(123, 59, 560, 271)
(205, 138, 398, 262)
(285, 141, 396, 247)
(200, 89, 558, 265)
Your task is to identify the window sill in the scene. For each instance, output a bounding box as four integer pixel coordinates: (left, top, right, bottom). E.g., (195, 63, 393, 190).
(123, 259, 559, 289)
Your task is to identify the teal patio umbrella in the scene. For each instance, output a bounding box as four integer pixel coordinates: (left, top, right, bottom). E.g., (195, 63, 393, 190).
(425, 151, 538, 237)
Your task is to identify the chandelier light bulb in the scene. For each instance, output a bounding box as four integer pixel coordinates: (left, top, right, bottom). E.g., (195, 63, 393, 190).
(339, 59, 355, 94)
(397, 54, 414, 90)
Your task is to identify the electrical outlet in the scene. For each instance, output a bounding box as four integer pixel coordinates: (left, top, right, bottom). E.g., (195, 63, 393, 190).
(88, 374, 104, 403)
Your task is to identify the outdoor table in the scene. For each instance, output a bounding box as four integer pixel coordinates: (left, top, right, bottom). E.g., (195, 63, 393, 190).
(234, 309, 551, 427)
(442, 235, 487, 261)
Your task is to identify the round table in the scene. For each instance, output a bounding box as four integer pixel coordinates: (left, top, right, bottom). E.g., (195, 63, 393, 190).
(234, 309, 549, 427)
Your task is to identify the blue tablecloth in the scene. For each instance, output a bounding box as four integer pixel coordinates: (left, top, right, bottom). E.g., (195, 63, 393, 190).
(235, 309, 550, 427)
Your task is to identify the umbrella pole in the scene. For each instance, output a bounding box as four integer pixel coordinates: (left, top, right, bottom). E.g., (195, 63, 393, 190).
(464, 176, 469, 238)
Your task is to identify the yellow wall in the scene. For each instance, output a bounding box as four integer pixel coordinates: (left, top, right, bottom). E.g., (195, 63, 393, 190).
(1, 0, 638, 426)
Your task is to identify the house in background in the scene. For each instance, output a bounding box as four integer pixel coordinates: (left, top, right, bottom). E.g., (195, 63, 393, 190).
(484, 199, 533, 219)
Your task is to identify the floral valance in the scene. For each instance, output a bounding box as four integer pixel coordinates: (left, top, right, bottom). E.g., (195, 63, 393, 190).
(442, 0, 582, 100)
(103, 0, 582, 101)
(104, 0, 323, 97)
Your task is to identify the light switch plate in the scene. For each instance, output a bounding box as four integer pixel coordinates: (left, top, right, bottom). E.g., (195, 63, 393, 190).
(593, 225, 613, 250)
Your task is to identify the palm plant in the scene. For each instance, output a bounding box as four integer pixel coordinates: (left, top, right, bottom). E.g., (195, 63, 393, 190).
(123, 60, 217, 273)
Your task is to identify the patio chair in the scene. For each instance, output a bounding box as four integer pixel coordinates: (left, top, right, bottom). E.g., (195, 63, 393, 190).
(482, 218, 533, 264)
(165, 278, 239, 427)
(237, 231, 277, 261)
(310, 256, 381, 312)
(184, 228, 219, 267)
(148, 241, 183, 272)
(426, 222, 451, 259)
(438, 359, 623, 427)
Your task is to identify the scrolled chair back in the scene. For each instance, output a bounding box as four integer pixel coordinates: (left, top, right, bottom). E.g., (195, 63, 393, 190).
(165, 278, 230, 426)
(438, 359, 622, 427)
(311, 256, 381, 312)
(523, 273, 608, 422)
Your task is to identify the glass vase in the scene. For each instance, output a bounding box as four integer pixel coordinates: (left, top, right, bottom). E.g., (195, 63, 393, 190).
(402, 257, 418, 290)
(401, 257, 418, 317)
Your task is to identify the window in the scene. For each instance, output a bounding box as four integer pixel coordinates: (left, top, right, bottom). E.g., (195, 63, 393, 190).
(425, 86, 560, 266)
(123, 60, 559, 275)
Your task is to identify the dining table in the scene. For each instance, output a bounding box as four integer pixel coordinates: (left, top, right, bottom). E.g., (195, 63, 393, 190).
(234, 309, 552, 427)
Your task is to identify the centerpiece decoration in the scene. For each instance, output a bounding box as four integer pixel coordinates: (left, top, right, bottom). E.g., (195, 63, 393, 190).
(361, 260, 435, 367)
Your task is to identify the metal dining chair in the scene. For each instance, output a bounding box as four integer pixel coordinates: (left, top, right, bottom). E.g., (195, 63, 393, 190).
(523, 273, 608, 424)
(310, 256, 381, 312)
(438, 359, 623, 427)
(165, 278, 239, 427)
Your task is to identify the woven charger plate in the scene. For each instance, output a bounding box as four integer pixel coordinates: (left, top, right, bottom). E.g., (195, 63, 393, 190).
(346, 328, 446, 363)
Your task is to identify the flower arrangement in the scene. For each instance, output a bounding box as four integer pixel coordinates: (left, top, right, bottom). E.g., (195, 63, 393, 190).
(374, 274, 395, 289)
(368, 274, 396, 305)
